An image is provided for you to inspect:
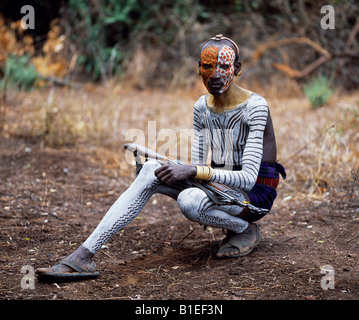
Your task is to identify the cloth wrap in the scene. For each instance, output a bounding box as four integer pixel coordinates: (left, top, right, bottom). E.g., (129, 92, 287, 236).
(211, 161, 286, 222)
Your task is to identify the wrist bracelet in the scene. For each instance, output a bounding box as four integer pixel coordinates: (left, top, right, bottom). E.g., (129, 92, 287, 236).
(195, 165, 213, 180)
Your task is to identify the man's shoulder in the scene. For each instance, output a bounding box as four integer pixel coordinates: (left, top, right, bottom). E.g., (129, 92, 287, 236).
(247, 92, 268, 108)
(193, 95, 207, 112)
(244, 93, 269, 121)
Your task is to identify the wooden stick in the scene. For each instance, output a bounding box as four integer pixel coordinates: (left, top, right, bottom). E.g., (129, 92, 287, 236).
(272, 55, 331, 79)
(250, 36, 331, 62)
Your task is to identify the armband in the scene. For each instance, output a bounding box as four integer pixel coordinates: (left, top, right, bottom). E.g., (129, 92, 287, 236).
(194, 166, 213, 181)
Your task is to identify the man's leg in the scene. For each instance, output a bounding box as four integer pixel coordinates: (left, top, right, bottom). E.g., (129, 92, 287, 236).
(177, 187, 260, 258)
(36, 160, 180, 276)
(82, 160, 162, 253)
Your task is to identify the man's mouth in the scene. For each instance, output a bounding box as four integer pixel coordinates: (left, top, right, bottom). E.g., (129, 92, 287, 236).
(208, 82, 223, 89)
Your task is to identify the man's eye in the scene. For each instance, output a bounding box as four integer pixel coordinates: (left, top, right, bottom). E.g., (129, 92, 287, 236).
(220, 64, 230, 70)
(202, 64, 212, 69)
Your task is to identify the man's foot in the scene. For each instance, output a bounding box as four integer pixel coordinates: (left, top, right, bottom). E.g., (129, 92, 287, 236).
(35, 245, 99, 283)
(216, 223, 261, 258)
(35, 258, 95, 275)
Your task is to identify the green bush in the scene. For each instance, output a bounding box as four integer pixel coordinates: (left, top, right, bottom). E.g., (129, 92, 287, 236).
(304, 75, 333, 108)
(0, 54, 38, 92)
(65, 0, 210, 82)
(66, 0, 134, 81)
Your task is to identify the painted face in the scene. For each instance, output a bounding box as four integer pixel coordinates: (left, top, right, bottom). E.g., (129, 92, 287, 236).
(200, 45, 236, 94)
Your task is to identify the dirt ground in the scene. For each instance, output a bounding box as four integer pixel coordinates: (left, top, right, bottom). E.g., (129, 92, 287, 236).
(1, 131, 358, 301)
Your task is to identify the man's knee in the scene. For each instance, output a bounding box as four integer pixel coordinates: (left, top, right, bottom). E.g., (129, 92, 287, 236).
(177, 188, 206, 221)
(137, 160, 161, 179)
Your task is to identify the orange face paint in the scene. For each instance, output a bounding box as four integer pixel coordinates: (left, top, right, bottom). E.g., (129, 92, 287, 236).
(200, 45, 219, 79)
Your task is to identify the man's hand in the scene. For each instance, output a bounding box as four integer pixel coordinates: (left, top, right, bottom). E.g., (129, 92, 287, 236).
(154, 164, 197, 185)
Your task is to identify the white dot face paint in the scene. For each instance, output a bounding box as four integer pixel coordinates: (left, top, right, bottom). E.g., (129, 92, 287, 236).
(216, 46, 236, 93)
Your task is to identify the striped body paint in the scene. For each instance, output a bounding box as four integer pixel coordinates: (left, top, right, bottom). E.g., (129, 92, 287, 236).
(192, 93, 269, 192)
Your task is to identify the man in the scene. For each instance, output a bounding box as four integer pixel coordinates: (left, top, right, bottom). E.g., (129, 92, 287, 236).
(36, 34, 285, 282)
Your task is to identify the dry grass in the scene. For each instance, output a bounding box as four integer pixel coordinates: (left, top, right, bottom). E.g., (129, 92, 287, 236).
(2, 78, 359, 201)
(269, 91, 359, 200)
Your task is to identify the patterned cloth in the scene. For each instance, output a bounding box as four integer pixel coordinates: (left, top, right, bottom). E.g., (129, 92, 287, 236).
(245, 162, 286, 222)
(210, 161, 286, 222)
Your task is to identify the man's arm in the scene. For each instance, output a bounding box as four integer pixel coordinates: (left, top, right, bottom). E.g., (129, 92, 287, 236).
(191, 99, 209, 165)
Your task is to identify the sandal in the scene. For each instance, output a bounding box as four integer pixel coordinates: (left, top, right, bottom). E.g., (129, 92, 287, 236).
(36, 259, 99, 283)
(217, 224, 261, 258)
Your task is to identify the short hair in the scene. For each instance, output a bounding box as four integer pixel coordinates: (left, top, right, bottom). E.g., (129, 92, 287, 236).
(200, 34, 240, 64)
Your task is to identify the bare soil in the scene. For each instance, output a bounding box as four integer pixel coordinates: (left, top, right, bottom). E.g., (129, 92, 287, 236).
(1, 133, 358, 301)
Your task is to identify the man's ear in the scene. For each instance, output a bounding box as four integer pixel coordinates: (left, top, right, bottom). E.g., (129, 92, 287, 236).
(234, 61, 241, 76)
(197, 60, 202, 76)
